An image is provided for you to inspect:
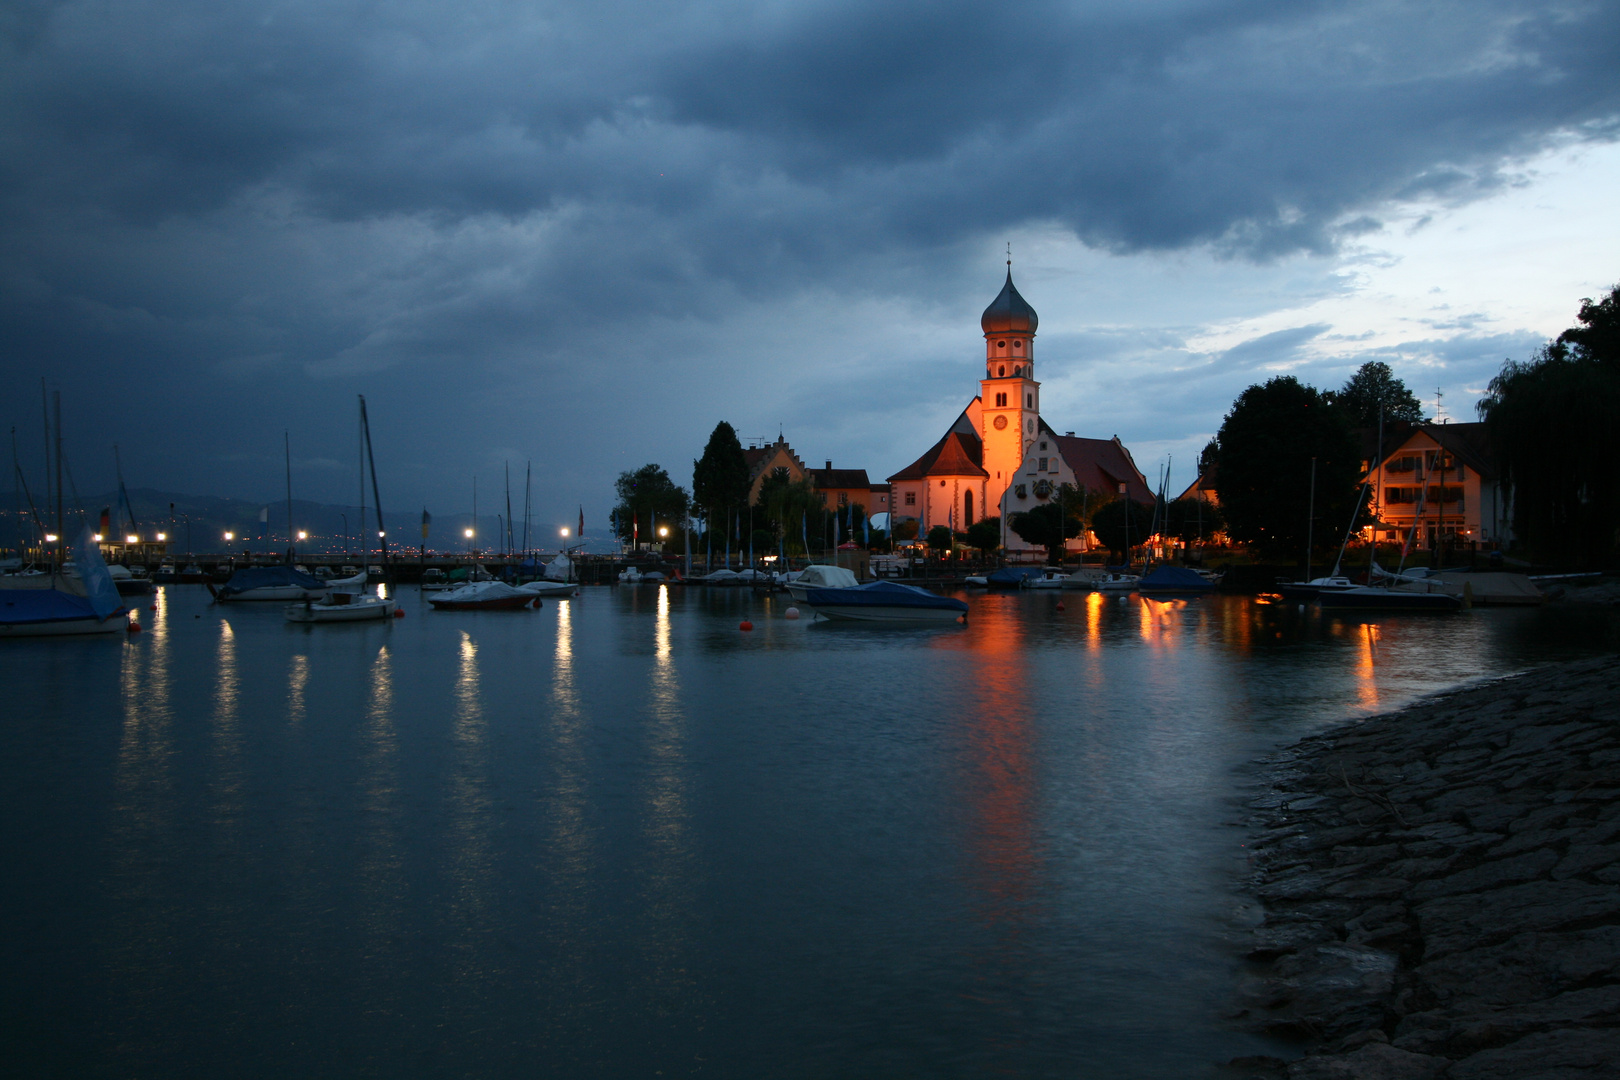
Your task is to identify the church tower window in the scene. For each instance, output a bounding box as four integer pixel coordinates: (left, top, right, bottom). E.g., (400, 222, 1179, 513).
(1026, 394, 1033, 408)
(998, 365, 1005, 377)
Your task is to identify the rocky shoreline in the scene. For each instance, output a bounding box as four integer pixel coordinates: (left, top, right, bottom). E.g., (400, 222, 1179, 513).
(1230, 654, 1620, 1079)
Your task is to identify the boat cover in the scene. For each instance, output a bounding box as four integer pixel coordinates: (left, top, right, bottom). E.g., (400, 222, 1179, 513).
(0, 588, 102, 625)
(804, 581, 968, 612)
(543, 555, 573, 582)
(796, 565, 858, 589)
(1430, 572, 1544, 605)
(986, 567, 1041, 586)
(1138, 566, 1216, 592)
(217, 565, 326, 597)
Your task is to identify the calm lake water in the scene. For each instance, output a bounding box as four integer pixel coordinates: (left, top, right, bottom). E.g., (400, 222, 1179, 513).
(4, 584, 1616, 1078)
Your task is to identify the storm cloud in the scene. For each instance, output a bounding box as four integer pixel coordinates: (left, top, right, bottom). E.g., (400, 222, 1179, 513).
(2, 0, 1616, 519)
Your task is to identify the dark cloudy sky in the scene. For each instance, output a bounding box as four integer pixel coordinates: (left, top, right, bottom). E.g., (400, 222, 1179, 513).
(4, 0, 1617, 533)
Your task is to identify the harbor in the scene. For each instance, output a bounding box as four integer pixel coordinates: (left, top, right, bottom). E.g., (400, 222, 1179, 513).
(3, 582, 1617, 1077)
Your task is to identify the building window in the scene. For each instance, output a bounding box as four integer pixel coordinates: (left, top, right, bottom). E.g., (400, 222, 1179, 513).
(1014, 484, 1027, 499)
(1026, 394, 1033, 408)
(995, 392, 1007, 407)
(838, 492, 848, 506)
(1039, 441, 1047, 451)
(939, 480, 946, 487)
(1013, 340, 1022, 351)
(1038, 457, 1048, 471)
(998, 341, 1006, 349)
(904, 492, 915, 506)
(998, 365, 1005, 377)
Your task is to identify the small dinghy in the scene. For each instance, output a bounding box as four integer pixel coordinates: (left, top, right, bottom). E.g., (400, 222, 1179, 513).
(286, 592, 397, 623)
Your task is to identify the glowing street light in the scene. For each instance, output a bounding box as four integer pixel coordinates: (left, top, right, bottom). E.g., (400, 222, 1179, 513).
(560, 527, 570, 538)
(156, 532, 166, 541)
(44, 533, 58, 543)
(126, 534, 139, 544)
(464, 528, 474, 539)
(224, 531, 235, 542)
(297, 531, 307, 541)
(93, 533, 103, 542)
(658, 526, 668, 538)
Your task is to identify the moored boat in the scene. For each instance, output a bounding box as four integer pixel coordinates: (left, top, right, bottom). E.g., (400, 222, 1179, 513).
(1137, 565, 1217, 596)
(0, 530, 127, 637)
(286, 592, 397, 623)
(211, 565, 330, 602)
(1316, 585, 1462, 612)
(785, 564, 858, 601)
(427, 580, 537, 610)
(801, 580, 968, 623)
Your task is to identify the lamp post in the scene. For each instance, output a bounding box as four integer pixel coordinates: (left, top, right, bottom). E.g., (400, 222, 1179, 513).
(465, 527, 474, 561)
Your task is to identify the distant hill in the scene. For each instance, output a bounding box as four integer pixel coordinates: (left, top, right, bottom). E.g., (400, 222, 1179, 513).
(2, 487, 617, 556)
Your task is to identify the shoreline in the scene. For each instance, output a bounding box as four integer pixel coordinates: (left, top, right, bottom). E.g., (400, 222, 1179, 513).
(1229, 654, 1620, 1079)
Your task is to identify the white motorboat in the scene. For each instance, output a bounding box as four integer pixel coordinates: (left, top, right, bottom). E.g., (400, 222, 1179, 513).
(1094, 573, 1139, 593)
(618, 567, 665, 583)
(1021, 567, 1069, 589)
(286, 592, 398, 623)
(785, 564, 858, 602)
(801, 580, 968, 623)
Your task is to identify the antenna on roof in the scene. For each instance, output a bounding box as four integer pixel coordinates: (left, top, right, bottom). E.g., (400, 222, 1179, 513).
(1006, 241, 1011, 270)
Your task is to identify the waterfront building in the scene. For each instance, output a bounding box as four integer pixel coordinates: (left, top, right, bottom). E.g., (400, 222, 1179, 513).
(804, 463, 874, 514)
(1364, 422, 1512, 550)
(743, 436, 808, 504)
(888, 268, 1152, 554)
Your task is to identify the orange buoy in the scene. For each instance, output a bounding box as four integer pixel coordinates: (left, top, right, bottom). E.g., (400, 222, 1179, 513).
(149, 603, 158, 611)
(739, 620, 753, 631)
(127, 621, 142, 634)
(784, 607, 800, 620)
(394, 608, 405, 618)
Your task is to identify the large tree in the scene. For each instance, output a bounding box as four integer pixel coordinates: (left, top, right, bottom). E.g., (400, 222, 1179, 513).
(965, 516, 1002, 555)
(1162, 496, 1224, 543)
(755, 467, 827, 555)
(1009, 487, 1083, 563)
(1214, 376, 1361, 560)
(691, 421, 751, 525)
(1334, 361, 1426, 428)
(1089, 498, 1154, 561)
(1478, 283, 1620, 565)
(611, 464, 690, 545)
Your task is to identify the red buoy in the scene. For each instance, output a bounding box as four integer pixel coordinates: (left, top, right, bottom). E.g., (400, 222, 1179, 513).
(1055, 601, 1065, 611)
(393, 608, 405, 618)
(127, 622, 142, 634)
(739, 620, 753, 631)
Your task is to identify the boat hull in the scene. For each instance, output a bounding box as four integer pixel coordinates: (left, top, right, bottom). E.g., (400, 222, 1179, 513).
(286, 597, 396, 623)
(217, 586, 329, 601)
(811, 604, 965, 623)
(1317, 588, 1461, 612)
(0, 616, 124, 636)
(428, 596, 536, 610)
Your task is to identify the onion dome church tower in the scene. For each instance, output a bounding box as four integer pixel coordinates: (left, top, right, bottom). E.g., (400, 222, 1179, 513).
(978, 263, 1040, 516)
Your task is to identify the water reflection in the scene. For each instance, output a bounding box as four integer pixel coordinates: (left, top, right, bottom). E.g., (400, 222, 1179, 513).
(447, 631, 494, 991)
(636, 585, 699, 1025)
(1354, 623, 1382, 713)
(358, 644, 404, 1009)
(286, 654, 309, 726)
(211, 620, 244, 828)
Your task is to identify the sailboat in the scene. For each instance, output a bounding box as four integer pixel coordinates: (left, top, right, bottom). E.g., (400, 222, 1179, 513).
(0, 527, 127, 636)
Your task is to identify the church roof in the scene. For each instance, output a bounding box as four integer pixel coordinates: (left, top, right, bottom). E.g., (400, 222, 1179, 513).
(887, 429, 988, 482)
(981, 269, 1038, 335)
(1051, 429, 1153, 502)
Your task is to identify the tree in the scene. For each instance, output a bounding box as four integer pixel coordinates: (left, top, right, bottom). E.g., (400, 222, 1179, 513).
(926, 525, 954, 553)
(755, 468, 826, 555)
(892, 518, 919, 542)
(1335, 361, 1425, 429)
(1089, 498, 1153, 561)
(691, 422, 751, 531)
(1479, 283, 1620, 564)
(965, 516, 1002, 555)
(1214, 377, 1362, 560)
(1162, 496, 1224, 542)
(611, 464, 690, 545)
(1009, 496, 1082, 563)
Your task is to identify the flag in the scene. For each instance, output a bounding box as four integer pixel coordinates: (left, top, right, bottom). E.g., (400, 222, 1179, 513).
(99, 507, 110, 536)
(863, 513, 869, 548)
(801, 513, 808, 555)
(578, 505, 584, 541)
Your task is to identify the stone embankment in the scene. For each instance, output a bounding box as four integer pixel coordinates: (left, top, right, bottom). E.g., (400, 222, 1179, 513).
(1232, 655, 1620, 1079)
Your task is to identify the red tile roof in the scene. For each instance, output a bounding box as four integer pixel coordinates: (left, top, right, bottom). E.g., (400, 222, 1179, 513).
(887, 430, 988, 482)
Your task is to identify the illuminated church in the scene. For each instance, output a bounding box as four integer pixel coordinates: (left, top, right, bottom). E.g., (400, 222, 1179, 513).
(887, 266, 1154, 555)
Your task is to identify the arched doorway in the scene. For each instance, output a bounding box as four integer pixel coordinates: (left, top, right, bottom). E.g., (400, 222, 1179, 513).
(964, 490, 974, 526)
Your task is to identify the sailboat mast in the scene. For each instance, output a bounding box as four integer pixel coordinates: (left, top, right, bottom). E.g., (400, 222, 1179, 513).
(522, 461, 531, 561)
(284, 431, 294, 562)
(1304, 456, 1316, 582)
(53, 390, 63, 562)
(359, 395, 386, 568)
(505, 461, 513, 560)
(358, 399, 367, 561)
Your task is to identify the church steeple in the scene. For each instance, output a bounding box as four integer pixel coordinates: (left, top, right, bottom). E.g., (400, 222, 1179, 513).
(978, 264, 1041, 518)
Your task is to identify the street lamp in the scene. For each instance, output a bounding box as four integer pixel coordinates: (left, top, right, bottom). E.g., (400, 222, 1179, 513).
(156, 532, 166, 542)
(224, 531, 234, 542)
(297, 531, 307, 541)
(126, 534, 139, 544)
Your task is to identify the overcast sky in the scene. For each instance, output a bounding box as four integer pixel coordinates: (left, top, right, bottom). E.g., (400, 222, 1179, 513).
(3, 0, 1617, 531)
